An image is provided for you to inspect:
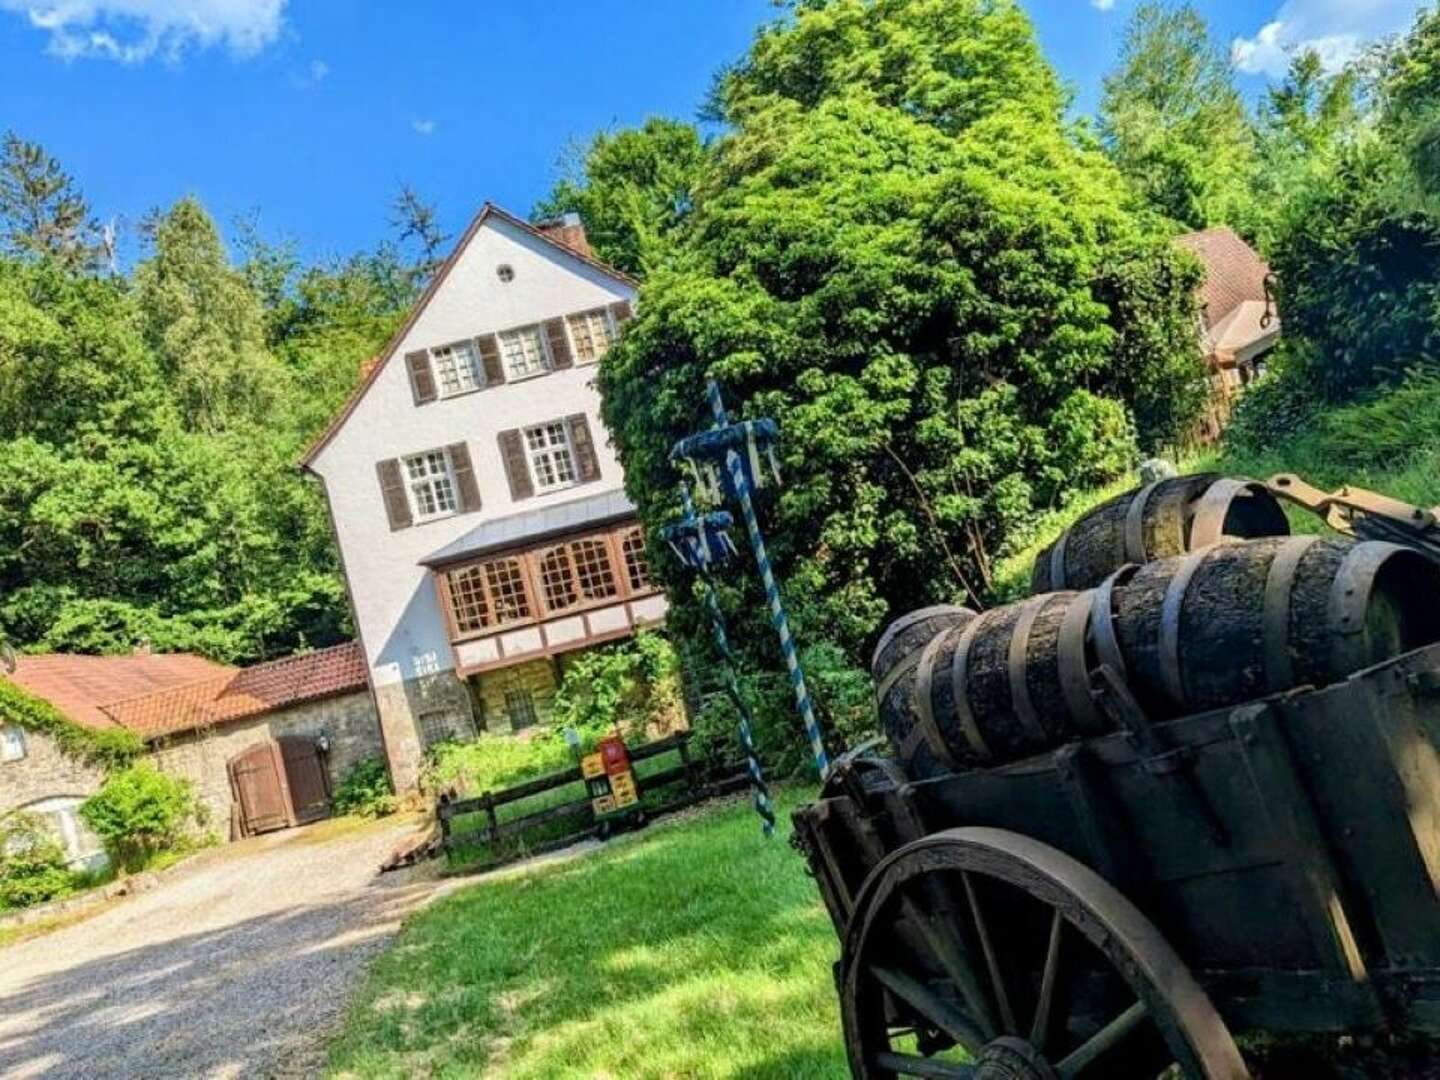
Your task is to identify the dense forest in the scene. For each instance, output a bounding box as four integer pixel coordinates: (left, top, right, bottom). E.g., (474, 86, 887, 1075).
(2, 0, 1438, 720)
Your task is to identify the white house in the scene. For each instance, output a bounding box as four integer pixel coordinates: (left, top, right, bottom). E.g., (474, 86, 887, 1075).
(301, 205, 667, 791)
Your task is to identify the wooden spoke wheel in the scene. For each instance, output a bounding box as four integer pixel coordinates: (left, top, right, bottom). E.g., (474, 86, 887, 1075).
(839, 828, 1249, 1080)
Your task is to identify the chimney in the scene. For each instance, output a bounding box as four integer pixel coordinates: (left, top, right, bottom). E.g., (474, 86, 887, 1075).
(538, 212, 592, 260)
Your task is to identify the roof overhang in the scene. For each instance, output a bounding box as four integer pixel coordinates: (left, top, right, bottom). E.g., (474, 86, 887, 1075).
(421, 489, 639, 569)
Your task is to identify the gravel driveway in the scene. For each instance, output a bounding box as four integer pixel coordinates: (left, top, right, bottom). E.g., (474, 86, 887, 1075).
(0, 817, 443, 1079)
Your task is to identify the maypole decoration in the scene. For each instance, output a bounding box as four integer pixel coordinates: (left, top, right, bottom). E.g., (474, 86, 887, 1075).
(670, 380, 831, 782)
(659, 488, 776, 837)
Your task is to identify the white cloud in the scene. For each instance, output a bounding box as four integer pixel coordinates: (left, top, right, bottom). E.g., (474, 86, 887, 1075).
(1091, 0, 1116, 11)
(1232, 0, 1426, 78)
(0, 0, 285, 63)
(411, 118, 437, 136)
(290, 56, 326, 87)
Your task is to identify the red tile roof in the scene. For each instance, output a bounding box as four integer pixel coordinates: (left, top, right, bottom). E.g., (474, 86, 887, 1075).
(102, 642, 369, 739)
(4, 642, 369, 741)
(7, 653, 234, 731)
(1175, 227, 1273, 329)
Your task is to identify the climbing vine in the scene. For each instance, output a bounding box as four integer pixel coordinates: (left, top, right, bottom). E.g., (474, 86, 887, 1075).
(0, 679, 142, 771)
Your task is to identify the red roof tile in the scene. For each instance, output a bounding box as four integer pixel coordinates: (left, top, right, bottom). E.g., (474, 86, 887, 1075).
(102, 642, 369, 739)
(7, 653, 234, 731)
(1175, 227, 1274, 329)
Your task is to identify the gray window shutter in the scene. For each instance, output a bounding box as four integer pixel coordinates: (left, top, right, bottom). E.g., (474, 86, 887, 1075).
(447, 442, 482, 513)
(405, 351, 437, 404)
(608, 300, 633, 327)
(376, 459, 412, 530)
(543, 317, 573, 370)
(476, 334, 505, 386)
(498, 429, 534, 501)
(566, 413, 601, 483)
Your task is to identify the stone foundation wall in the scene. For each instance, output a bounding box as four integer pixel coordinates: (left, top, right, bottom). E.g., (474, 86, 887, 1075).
(371, 671, 476, 794)
(0, 729, 106, 816)
(149, 689, 383, 838)
(471, 658, 560, 734)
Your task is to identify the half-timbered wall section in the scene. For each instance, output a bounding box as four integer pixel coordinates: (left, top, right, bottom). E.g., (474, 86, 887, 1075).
(434, 521, 665, 676)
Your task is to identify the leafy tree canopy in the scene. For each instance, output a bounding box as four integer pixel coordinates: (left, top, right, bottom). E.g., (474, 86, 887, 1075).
(591, 0, 1203, 669)
(1099, 3, 1258, 235)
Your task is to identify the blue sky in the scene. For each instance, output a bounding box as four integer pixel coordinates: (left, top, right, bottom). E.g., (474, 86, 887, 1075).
(0, 0, 1429, 265)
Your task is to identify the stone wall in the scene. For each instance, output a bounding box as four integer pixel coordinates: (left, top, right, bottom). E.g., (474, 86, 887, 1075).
(0, 728, 106, 817)
(149, 689, 383, 838)
(471, 658, 560, 734)
(371, 671, 476, 794)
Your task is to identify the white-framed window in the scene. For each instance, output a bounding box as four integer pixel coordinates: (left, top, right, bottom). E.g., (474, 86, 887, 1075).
(404, 449, 459, 521)
(1, 725, 26, 763)
(431, 341, 483, 397)
(523, 422, 577, 492)
(566, 308, 615, 364)
(499, 325, 550, 379)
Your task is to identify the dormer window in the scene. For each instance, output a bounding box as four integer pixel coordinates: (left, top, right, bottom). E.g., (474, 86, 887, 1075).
(431, 341, 483, 397)
(499, 325, 550, 380)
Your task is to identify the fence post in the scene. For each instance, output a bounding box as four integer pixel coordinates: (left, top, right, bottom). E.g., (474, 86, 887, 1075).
(483, 791, 499, 845)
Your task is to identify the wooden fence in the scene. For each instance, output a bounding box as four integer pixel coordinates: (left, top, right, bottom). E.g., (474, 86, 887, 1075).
(436, 731, 748, 869)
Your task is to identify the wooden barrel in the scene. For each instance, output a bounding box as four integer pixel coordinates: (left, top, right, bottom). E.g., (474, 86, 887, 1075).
(1109, 537, 1440, 718)
(906, 591, 1116, 770)
(1031, 473, 1290, 593)
(872, 605, 976, 778)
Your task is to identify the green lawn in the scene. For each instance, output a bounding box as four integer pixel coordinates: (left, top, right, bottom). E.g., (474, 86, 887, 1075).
(330, 787, 848, 1079)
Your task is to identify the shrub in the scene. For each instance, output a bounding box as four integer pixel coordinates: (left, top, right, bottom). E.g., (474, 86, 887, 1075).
(331, 756, 397, 819)
(422, 733, 577, 797)
(79, 765, 195, 872)
(0, 812, 75, 909)
(550, 633, 685, 744)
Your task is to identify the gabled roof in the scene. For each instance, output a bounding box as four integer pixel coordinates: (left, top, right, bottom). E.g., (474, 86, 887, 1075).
(4, 643, 368, 741)
(298, 203, 637, 471)
(1175, 227, 1275, 330)
(101, 642, 369, 740)
(421, 489, 639, 568)
(7, 653, 234, 731)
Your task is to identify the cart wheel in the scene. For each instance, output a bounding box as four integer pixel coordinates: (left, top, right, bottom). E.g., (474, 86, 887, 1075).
(840, 827, 1249, 1080)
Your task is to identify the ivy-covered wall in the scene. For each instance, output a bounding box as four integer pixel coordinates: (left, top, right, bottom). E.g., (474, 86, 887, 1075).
(0, 679, 142, 772)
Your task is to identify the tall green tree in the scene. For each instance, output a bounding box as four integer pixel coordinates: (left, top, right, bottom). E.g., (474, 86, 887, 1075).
(133, 197, 284, 432)
(0, 132, 109, 273)
(598, 0, 1202, 672)
(535, 118, 707, 277)
(1099, 3, 1258, 233)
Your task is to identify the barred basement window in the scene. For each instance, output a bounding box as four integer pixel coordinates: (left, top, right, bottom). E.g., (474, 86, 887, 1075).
(622, 529, 650, 591)
(505, 688, 539, 732)
(418, 710, 458, 748)
(447, 564, 492, 634)
(484, 558, 531, 624)
(571, 538, 618, 601)
(539, 545, 578, 612)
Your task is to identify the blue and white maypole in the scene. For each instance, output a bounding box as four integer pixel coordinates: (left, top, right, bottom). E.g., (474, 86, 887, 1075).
(660, 487, 776, 836)
(670, 380, 831, 781)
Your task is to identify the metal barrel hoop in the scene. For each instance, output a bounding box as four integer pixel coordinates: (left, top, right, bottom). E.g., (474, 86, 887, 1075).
(1007, 595, 1055, 747)
(1124, 480, 1163, 564)
(1089, 563, 1139, 681)
(873, 644, 925, 708)
(871, 604, 965, 675)
(1263, 535, 1321, 694)
(949, 611, 995, 762)
(912, 623, 962, 769)
(1326, 541, 1406, 678)
(1188, 477, 1260, 550)
(1056, 590, 1104, 733)
(1160, 547, 1213, 709)
(1047, 528, 1070, 592)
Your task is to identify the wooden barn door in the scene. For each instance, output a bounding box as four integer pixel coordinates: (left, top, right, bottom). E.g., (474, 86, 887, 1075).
(228, 743, 291, 837)
(278, 736, 331, 825)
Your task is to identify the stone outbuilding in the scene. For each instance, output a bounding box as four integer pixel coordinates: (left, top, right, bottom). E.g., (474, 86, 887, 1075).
(0, 643, 383, 861)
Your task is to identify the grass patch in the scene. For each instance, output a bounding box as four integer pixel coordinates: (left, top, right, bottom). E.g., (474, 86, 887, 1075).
(329, 787, 846, 1079)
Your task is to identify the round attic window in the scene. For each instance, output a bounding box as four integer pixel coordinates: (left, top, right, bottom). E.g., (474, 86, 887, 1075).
(497, 264, 515, 283)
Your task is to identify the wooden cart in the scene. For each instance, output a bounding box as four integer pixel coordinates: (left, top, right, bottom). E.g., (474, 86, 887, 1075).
(791, 641, 1440, 1078)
